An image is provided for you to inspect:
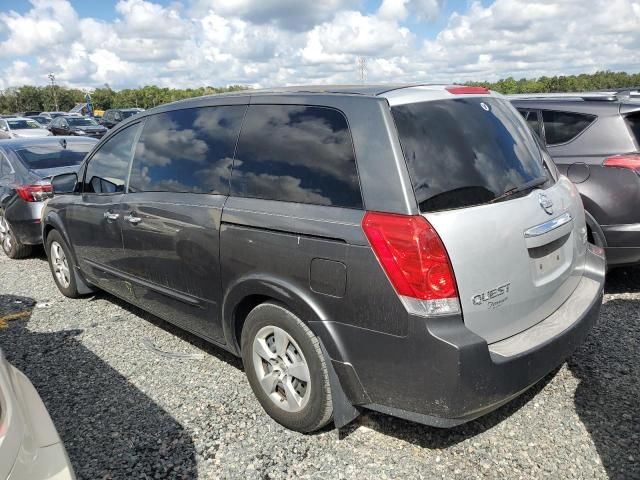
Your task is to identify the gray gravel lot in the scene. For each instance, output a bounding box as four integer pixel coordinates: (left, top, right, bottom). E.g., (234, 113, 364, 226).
(0, 251, 638, 479)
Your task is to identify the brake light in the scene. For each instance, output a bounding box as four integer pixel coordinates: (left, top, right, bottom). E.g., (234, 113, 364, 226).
(362, 212, 460, 317)
(603, 154, 640, 172)
(15, 184, 54, 202)
(446, 86, 490, 95)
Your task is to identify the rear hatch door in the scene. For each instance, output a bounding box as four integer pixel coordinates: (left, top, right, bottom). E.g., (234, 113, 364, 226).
(390, 92, 588, 343)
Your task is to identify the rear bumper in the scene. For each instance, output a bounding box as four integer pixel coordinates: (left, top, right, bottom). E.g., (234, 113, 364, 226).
(328, 247, 605, 427)
(602, 222, 640, 266)
(5, 200, 45, 245)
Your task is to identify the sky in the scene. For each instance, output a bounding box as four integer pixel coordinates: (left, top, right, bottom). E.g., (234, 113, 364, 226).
(0, 0, 639, 91)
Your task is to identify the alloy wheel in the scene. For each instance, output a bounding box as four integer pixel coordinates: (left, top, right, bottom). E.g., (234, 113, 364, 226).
(0, 213, 12, 253)
(252, 325, 311, 413)
(50, 241, 71, 288)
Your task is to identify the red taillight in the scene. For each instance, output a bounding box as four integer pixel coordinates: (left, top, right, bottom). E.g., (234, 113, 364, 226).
(362, 212, 458, 309)
(15, 184, 54, 202)
(603, 154, 640, 172)
(445, 86, 490, 95)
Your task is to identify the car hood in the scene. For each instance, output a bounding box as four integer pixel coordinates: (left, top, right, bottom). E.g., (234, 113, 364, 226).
(11, 129, 52, 138)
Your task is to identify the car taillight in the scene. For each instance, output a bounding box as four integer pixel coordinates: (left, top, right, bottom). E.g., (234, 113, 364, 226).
(15, 184, 54, 202)
(362, 212, 460, 317)
(445, 86, 490, 95)
(603, 154, 640, 173)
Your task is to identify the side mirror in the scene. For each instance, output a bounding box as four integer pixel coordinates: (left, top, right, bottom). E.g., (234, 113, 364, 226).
(51, 172, 78, 194)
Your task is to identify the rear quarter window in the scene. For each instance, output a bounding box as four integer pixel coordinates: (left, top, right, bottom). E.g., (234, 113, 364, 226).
(231, 105, 362, 208)
(541, 110, 596, 145)
(392, 98, 546, 212)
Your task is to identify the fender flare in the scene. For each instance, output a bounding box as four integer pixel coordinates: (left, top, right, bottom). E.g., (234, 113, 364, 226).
(583, 209, 607, 248)
(221, 274, 364, 427)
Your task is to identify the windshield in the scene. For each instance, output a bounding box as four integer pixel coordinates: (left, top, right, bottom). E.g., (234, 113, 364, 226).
(392, 97, 547, 212)
(67, 117, 99, 127)
(16, 143, 95, 169)
(122, 110, 140, 119)
(8, 119, 43, 130)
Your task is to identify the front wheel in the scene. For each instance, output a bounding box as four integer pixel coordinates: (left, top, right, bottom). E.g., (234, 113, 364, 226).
(241, 302, 333, 432)
(46, 230, 82, 298)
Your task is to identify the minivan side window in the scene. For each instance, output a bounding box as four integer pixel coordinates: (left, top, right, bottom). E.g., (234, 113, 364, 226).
(231, 105, 362, 208)
(128, 106, 245, 195)
(84, 123, 141, 194)
(541, 110, 596, 145)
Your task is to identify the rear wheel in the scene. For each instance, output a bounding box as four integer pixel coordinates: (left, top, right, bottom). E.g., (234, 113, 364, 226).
(46, 230, 81, 298)
(0, 209, 32, 259)
(241, 302, 333, 432)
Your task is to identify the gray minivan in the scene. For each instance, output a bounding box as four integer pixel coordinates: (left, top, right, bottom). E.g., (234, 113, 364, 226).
(42, 85, 605, 432)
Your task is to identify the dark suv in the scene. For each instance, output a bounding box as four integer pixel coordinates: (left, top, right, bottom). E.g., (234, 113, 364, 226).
(511, 92, 640, 267)
(42, 85, 605, 432)
(100, 108, 144, 129)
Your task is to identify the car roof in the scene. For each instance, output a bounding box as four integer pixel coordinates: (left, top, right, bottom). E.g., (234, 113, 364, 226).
(0, 136, 98, 151)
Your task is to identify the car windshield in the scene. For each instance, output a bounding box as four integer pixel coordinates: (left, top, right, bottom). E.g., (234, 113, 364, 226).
(392, 97, 547, 212)
(49, 113, 65, 118)
(67, 117, 99, 127)
(8, 119, 43, 130)
(122, 110, 140, 118)
(16, 142, 95, 169)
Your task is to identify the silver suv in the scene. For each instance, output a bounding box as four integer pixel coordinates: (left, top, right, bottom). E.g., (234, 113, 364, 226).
(43, 85, 605, 432)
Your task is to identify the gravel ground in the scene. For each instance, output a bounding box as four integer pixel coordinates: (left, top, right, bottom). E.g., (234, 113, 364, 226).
(0, 251, 638, 480)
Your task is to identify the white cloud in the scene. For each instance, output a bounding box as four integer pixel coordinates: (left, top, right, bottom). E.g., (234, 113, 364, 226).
(0, 0, 639, 91)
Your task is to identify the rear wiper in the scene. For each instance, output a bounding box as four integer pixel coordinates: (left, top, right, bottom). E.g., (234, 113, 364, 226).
(489, 176, 548, 204)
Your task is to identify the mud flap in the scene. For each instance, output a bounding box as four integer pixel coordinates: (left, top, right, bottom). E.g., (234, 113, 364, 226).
(319, 342, 360, 429)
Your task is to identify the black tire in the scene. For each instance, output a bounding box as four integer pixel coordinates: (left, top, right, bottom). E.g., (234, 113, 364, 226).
(241, 302, 333, 432)
(45, 229, 82, 298)
(0, 209, 32, 259)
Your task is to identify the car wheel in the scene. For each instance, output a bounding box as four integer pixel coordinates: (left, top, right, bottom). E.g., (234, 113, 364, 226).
(241, 302, 333, 433)
(0, 209, 32, 259)
(46, 230, 81, 298)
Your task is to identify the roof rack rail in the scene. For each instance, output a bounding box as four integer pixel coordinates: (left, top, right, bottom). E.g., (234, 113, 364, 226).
(508, 92, 619, 102)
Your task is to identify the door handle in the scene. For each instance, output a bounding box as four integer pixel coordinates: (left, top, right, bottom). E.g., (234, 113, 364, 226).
(103, 211, 120, 221)
(125, 213, 142, 225)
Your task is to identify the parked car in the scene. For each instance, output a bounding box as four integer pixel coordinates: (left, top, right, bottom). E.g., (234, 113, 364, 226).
(511, 92, 640, 267)
(43, 85, 605, 432)
(40, 111, 68, 120)
(25, 115, 52, 127)
(48, 116, 107, 139)
(0, 117, 52, 139)
(0, 137, 97, 258)
(99, 108, 144, 129)
(0, 347, 75, 479)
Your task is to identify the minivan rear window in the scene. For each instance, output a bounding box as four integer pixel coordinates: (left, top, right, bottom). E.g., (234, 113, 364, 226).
(392, 98, 546, 212)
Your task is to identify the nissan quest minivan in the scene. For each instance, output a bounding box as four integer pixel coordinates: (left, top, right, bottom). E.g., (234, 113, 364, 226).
(42, 85, 605, 432)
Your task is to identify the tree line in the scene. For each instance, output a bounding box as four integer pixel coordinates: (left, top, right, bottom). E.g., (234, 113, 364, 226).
(0, 84, 247, 114)
(468, 70, 640, 94)
(1, 70, 639, 114)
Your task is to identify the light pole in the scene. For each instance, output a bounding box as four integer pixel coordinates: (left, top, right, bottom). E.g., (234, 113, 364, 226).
(48, 73, 59, 111)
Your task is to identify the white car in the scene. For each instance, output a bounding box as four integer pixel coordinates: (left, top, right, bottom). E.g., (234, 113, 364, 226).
(0, 348, 75, 479)
(0, 118, 52, 139)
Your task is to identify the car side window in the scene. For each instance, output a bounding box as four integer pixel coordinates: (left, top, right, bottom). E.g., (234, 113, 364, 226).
(231, 105, 362, 208)
(521, 110, 542, 138)
(84, 123, 141, 194)
(128, 106, 245, 194)
(541, 110, 596, 145)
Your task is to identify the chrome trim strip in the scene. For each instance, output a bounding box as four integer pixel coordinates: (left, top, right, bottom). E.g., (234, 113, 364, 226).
(524, 212, 573, 238)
